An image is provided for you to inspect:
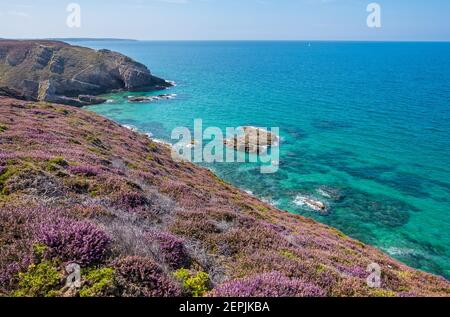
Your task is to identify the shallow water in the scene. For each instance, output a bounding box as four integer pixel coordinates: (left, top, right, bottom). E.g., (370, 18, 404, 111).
(74, 40, 450, 279)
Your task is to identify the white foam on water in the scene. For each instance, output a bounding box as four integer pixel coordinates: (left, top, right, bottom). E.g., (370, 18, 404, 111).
(293, 194, 327, 212)
(293, 194, 308, 207)
(261, 197, 278, 207)
(316, 188, 332, 199)
(123, 124, 138, 132)
(153, 139, 172, 147)
(166, 80, 177, 86)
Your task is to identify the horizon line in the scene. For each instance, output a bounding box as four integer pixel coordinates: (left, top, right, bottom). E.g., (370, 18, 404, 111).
(3, 37, 450, 43)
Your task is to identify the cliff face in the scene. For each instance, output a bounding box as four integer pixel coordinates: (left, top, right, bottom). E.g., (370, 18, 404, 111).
(0, 96, 448, 297)
(0, 40, 171, 106)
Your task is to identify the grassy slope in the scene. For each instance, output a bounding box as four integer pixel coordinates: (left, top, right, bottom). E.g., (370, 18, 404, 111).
(0, 96, 449, 297)
(0, 41, 102, 90)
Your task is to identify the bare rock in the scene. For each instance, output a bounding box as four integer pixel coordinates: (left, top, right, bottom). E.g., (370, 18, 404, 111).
(0, 40, 172, 106)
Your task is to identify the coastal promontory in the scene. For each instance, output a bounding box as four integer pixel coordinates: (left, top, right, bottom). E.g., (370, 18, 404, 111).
(0, 40, 171, 106)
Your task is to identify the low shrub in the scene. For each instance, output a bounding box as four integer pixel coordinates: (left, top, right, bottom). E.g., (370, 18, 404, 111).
(79, 267, 116, 297)
(115, 256, 182, 297)
(0, 166, 20, 194)
(170, 217, 221, 241)
(68, 165, 101, 177)
(173, 268, 210, 297)
(13, 261, 62, 297)
(210, 272, 326, 297)
(112, 191, 149, 210)
(147, 231, 190, 269)
(37, 218, 110, 266)
(45, 157, 68, 171)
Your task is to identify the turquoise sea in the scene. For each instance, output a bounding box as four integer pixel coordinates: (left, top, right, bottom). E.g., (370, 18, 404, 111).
(72, 40, 450, 279)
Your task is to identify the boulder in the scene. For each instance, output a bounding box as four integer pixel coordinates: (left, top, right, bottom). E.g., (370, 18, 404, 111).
(224, 126, 279, 154)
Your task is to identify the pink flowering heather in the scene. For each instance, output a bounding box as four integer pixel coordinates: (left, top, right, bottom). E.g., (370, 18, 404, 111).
(67, 165, 101, 177)
(115, 256, 182, 297)
(36, 217, 110, 266)
(147, 231, 190, 269)
(210, 272, 326, 297)
(0, 97, 449, 297)
(113, 191, 149, 210)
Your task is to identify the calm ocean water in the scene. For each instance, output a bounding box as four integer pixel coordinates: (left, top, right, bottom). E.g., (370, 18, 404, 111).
(73, 40, 450, 279)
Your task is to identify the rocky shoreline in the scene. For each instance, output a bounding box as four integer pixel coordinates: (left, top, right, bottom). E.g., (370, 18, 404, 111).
(0, 40, 172, 107)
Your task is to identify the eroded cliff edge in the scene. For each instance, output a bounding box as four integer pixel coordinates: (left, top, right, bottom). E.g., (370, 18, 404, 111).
(0, 40, 171, 106)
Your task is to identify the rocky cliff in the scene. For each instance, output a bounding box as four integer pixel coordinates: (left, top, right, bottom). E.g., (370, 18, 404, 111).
(0, 96, 449, 297)
(0, 40, 171, 106)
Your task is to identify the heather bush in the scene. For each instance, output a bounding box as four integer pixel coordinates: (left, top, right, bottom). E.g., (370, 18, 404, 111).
(147, 231, 190, 269)
(37, 218, 110, 266)
(13, 261, 62, 297)
(210, 272, 326, 297)
(170, 217, 221, 241)
(5, 168, 64, 197)
(207, 224, 289, 256)
(336, 264, 368, 279)
(115, 256, 182, 297)
(79, 267, 116, 297)
(68, 165, 101, 177)
(112, 191, 149, 210)
(230, 251, 337, 289)
(64, 177, 90, 194)
(0, 207, 39, 290)
(173, 268, 210, 297)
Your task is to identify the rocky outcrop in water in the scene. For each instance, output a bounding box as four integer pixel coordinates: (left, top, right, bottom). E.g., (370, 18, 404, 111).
(0, 40, 172, 106)
(127, 94, 177, 103)
(224, 126, 280, 154)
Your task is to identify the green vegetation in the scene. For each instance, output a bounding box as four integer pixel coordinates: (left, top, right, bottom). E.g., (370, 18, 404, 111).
(174, 268, 210, 297)
(0, 123, 8, 133)
(54, 108, 71, 115)
(13, 261, 61, 297)
(32, 243, 48, 261)
(370, 289, 396, 297)
(280, 250, 298, 260)
(0, 166, 20, 195)
(45, 157, 68, 172)
(79, 267, 115, 297)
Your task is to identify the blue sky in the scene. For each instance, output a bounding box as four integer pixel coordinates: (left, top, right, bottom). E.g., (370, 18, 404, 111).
(0, 0, 449, 41)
